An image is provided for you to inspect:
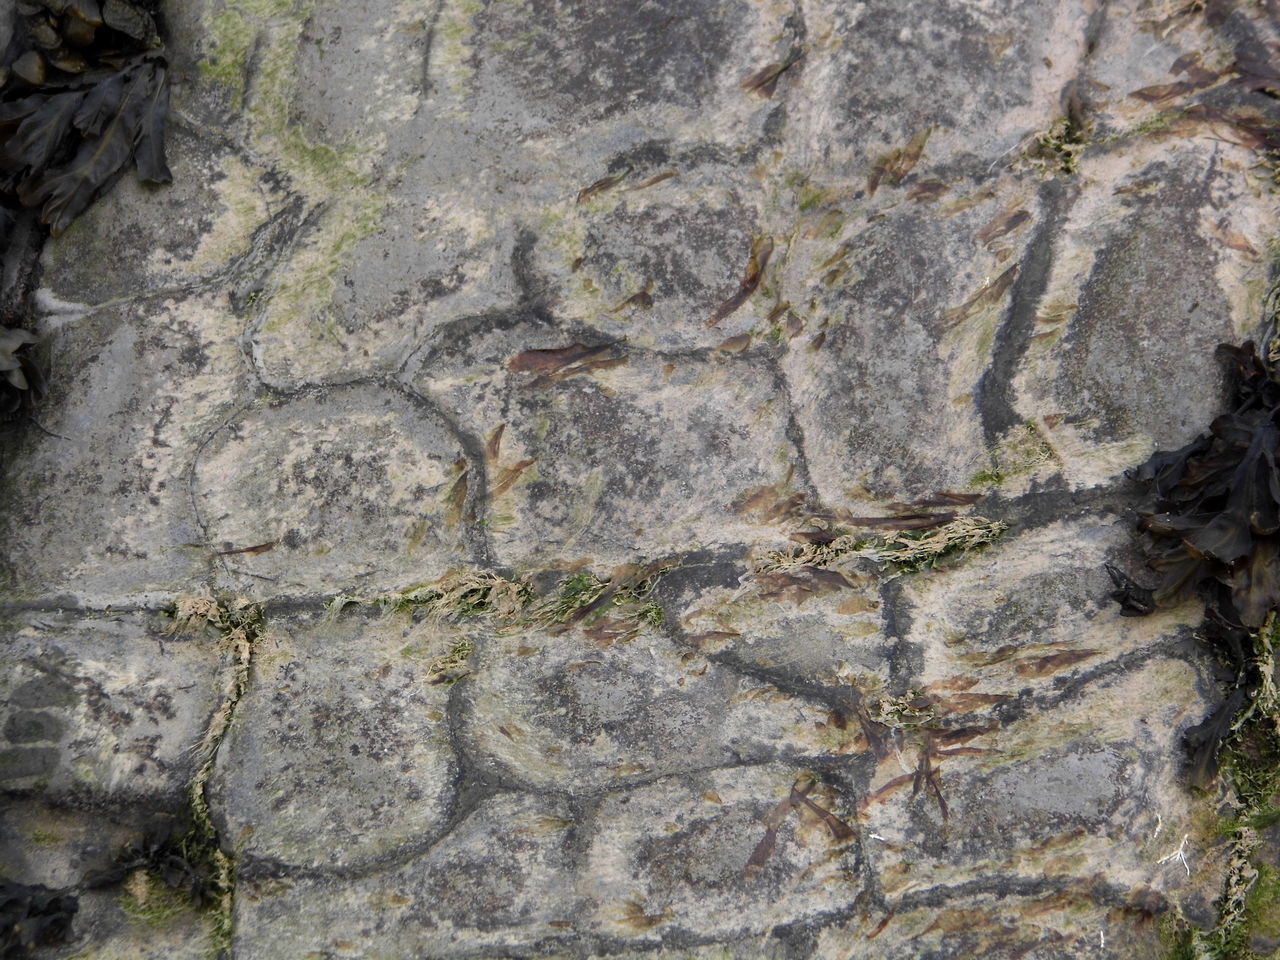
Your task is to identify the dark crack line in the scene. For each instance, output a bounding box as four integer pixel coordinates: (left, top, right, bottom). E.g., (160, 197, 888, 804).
(21, 191, 310, 325)
(891, 871, 1144, 914)
(416, 0, 446, 105)
(764, 352, 823, 510)
(974, 176, 1071, 448)
(235, 755, 823, 885)
(238, 663, 513, 885)
(239, 199, 332, 387)
(992, 631, 1206, 730)
(973, 0, 1111, 447)
(179, 373, 500, 570)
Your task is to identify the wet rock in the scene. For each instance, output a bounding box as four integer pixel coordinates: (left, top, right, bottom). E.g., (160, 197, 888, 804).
(4, 0, 1279, 955)
(1011, 139, 1259, 488)
(462, 0, 754, 136)
(793, 0, 1093, 177)
(0, 802, 214, 959)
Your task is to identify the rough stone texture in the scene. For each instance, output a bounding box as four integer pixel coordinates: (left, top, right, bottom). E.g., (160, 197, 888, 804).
(2, 0, 1280, 957)
(211, 610, 462, 871)
(0, 610, 222, 801)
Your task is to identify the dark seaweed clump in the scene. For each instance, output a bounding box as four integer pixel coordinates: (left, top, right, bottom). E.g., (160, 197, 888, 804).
(81, 815, 215, 907)
(0, 880, 76, 958)
(0, 815, 216, 956)
(0, 0, 171, 240)
(1109, 340, 1280, 785)
(0, 0, 172, 420)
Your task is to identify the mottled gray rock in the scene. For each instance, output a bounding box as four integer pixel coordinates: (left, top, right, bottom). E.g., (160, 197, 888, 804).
(0, 295, 253, 601)
(3, 0, 1279, 957)
(408, 342, 803, 569)
(192, 381, 478, 594)
(38, 128, 282, 309)
(235, 791, 581, 959)
(211, 611, 460, 870)
(458, 626, 840, 791)
(0, 611, 221, 800)
(580, 766, 861, 943)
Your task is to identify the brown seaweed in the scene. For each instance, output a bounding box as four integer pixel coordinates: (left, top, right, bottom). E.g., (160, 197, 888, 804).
(740, 47, 805, 98)
(0, 0, 169, 234)
(1110, 339, 1280, 784)
(746, 777, 855, 867)
(706, 235, 772, 326)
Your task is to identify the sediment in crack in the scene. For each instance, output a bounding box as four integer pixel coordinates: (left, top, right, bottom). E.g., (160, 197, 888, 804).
(174, 593, 266, 959)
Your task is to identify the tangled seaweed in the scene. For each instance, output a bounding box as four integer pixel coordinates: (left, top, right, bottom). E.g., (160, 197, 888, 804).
(0, 0, 170, 236)
(0, 880, 76, 958)
(1110, 339, 1280, 785)
(82, 816, 214, 908)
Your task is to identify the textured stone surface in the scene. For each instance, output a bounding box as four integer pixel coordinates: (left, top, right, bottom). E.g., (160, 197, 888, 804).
(2, 0, 1279, 957)
(210, 611, 461, 871)
(0, 610, 222, 800)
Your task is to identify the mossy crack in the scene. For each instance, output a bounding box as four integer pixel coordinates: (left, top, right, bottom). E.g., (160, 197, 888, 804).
(170, 592, 267, 959)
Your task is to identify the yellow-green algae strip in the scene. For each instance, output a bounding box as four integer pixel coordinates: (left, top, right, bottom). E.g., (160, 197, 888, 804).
(201, 0, 386, 338)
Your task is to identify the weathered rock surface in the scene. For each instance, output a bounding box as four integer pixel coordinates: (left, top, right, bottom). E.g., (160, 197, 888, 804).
(2, 0, 1280, 957)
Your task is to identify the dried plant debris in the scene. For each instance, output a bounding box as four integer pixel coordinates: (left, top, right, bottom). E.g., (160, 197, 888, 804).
(328, 566, 668, 635)
(757, 502, 1003, 577)
(0, 326, 45, 416)
(326, 571, 534, 623)
(706, 235, 773, 327)
(874, 517, 1007, 574)
(740, 46, 804, 98)
(537, 563, 668, 628)
(0, 880, 76, 958)
(184, 597, 265, 957)
(426, 636, 475, 686)
(0, 0, 170, 235)
(1110, 340, 1280, 785)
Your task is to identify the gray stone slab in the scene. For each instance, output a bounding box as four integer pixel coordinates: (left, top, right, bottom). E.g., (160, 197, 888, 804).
(234, 791, 581, 958)
(407, 343, 803, 570)
(0, 611, 221, 800)
(457, 625, 842, 792)
(211, 610, 460, 871)
(191, 381, 478, 596)
(0, 295, 252, 602)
